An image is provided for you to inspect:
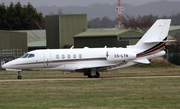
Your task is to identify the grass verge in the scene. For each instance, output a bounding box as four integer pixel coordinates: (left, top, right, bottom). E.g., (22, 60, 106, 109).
(0, 63, 180, 108)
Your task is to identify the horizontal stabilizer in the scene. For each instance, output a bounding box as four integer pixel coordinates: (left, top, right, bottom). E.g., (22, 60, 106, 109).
(126, 45, 135, 48)
(143, 40, 176, 43)
(133, 58, 150, 64)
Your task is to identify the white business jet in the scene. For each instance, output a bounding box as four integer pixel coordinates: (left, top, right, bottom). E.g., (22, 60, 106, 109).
(2, 19, 171, 79)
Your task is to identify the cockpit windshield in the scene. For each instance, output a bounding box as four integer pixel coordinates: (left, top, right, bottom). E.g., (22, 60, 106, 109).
(28, 54, 35, 58)
(21, 54, 29, 58)
(21, 54, 35, 58)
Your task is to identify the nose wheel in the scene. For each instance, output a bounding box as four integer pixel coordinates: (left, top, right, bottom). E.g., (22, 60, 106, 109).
(17, 71, 22, 79)
(17, 75, 22, 79)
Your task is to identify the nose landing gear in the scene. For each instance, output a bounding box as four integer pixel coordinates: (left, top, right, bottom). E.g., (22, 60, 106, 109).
(17, 71, 22, 79)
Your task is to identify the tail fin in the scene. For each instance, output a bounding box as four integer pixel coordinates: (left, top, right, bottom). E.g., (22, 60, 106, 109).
(132, 19, 171, 57)
(135, 19, 171, 47)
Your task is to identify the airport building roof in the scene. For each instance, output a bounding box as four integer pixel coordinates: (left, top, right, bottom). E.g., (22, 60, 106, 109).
(170, 26, 180, 31)
(74, 28, 143, 37)
(11, 26, 180, 48)
(14, 30, 46, 47)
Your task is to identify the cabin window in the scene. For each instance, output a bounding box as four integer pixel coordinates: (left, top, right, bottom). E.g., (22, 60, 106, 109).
(73, 54, 76, 59)
(28, 54, 35, 58)
(21, 54, 29, 58)
(56, 55, 59, 59)
(62, 55, 65, 59)
(79, 54, 82, 58)
(68, 54, 71, 59)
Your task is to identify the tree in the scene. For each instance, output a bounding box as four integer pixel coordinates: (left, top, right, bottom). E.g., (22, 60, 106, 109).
(50, 7, 63, 15)
(88, 13, 180, 29)
(88, 16, 117, 28)
(0, 3, 7, 29)
(166, 14, 180, 25)
(0, 2, 44, 30)
(88, 18, 102, 28)
(123, 14, 158, 33)
(169, 33, 180, 52)
(30, 17, 45, 30)
(101, 16, 114, 28)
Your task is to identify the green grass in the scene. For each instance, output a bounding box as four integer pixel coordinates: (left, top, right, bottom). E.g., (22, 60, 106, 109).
(0, 64, 180, 108)
(0, 77, 180, 109)
(1, 62, 180, 80)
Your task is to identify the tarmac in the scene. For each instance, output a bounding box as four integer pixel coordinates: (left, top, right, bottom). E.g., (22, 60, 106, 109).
(0, 76, 180, 82)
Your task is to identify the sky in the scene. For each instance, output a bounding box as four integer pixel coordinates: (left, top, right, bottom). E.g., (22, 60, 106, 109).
(0, 0, 179, 7)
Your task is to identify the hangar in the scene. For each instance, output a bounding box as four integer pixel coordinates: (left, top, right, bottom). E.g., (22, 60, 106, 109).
(0, 30, 27, 57)
(15, 30, 46, 51)
(46, 14, 87, 49)
(74, 29, 144, 48)
(169, 26, 180, 35)
(166, 26, 180, 53)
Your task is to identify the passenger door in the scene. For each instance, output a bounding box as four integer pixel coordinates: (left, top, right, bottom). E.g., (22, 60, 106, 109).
(44, 52, 52, 67)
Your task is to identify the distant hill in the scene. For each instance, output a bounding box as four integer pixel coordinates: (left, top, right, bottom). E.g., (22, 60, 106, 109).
(36, 1, 180, 20)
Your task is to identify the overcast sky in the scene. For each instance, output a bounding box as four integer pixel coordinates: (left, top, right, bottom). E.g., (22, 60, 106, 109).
(0, 0, 179, 7)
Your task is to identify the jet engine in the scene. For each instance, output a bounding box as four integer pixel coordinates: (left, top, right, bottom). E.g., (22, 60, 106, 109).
(106, 50, 137, 62)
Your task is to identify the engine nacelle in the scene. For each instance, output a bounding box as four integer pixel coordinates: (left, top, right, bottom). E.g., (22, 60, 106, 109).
(106, 50, 137, 62)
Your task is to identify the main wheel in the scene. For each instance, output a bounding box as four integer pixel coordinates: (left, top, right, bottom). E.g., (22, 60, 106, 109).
(94, 72, 100, 78)
(88, 73, 93, 78)
(17, 76, 22, 79)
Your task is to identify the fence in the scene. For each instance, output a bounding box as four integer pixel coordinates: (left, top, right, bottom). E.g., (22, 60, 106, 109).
(0, 49, 22, 70)
(0, 49, 22, 58)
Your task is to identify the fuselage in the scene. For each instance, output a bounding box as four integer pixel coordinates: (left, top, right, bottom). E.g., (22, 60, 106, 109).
(2, 48, 133, 71)
(2, 46, 166, 73)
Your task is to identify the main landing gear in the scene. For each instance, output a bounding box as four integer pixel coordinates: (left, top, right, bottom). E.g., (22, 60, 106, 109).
(85, 72, 100, 78)
(17, 71, 22, 79)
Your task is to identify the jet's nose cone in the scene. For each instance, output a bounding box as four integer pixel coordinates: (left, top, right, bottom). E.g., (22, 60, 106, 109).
(1, 62, 11, 69)
(2, 64, 8, 69)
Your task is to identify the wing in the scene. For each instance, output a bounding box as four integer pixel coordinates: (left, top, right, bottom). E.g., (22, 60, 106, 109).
(75, 61, 126, 72)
